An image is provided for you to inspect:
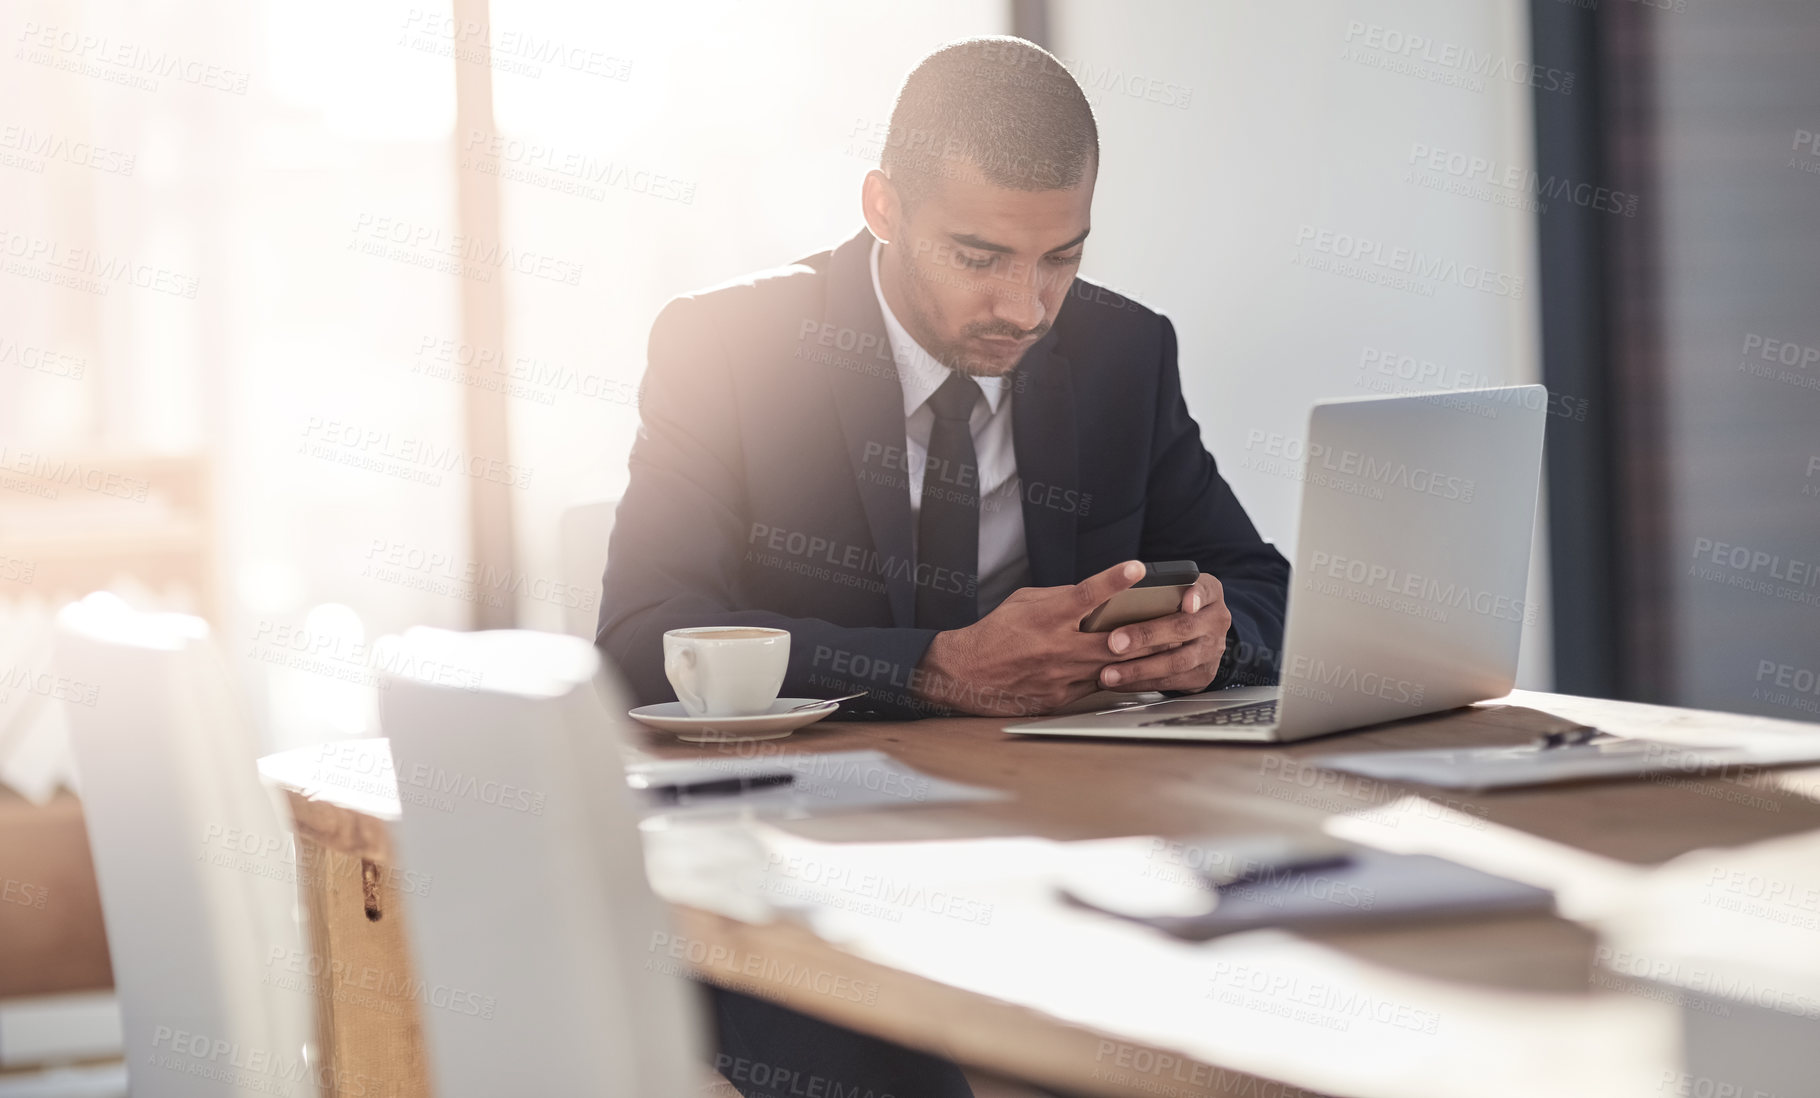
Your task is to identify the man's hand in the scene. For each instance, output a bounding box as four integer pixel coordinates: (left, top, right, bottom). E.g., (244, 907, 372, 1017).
(1098, 572, 1232, 694)
(914, 560, 1148, 717)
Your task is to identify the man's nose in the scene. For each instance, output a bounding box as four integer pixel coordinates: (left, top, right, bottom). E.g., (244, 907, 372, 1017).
(990, 282, 1046, 333)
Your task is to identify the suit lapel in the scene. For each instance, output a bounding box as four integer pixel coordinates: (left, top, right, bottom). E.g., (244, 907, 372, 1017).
(817, 228, 1082, 611)
(1012, 336, 1079, 586)
(818, 229, 918, 627)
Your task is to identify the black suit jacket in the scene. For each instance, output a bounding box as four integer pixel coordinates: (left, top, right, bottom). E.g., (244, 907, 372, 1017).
(597, 228, 1290, 717)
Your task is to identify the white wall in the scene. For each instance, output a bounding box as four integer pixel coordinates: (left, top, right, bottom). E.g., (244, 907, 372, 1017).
(488, 0, 1005, 632)
(1050, 0, 1554, 689)
(0, 0, 1555, 757)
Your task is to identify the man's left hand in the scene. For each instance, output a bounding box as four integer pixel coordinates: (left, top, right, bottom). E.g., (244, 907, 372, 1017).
(1097, 572, 1232, 693)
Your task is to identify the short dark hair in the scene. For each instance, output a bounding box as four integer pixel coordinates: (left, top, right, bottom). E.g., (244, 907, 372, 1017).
(881, 37, 1098, 204)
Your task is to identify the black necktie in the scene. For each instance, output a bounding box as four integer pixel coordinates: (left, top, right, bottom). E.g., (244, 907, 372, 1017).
(915, 373, 982, 629)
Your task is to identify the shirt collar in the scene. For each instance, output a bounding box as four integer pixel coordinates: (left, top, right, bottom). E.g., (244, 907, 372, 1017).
(871, 238, 1008, 417)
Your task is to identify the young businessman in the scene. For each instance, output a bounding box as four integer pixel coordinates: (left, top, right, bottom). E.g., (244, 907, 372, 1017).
(600, 38, 1289, 722)
(599, 35, 1290, 1098)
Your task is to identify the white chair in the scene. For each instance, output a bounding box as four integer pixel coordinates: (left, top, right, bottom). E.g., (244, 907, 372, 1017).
(54, 593, 313, 1098)
(558, 497, 619, 640)
(376, 627, 701, 1098)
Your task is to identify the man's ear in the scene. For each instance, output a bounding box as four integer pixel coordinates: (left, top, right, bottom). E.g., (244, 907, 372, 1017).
(860, 170, 901, 245)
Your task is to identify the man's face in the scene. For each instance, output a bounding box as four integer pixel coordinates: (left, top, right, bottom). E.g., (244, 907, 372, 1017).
(869, 166, 1094, 377)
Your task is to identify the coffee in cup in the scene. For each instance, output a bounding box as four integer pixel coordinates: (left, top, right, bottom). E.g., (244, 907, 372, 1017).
(662, 626, 790, 717)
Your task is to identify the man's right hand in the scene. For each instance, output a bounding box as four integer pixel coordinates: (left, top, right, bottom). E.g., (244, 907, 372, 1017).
(913, 560, 1151, 717)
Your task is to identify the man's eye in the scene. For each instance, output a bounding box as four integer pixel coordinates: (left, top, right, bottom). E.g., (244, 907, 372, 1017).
(959, 252, 994, 269)
(1047, 252, 1083, 266)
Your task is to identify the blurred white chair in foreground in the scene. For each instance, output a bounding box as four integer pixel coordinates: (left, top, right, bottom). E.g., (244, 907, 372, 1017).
(55, 593, 314, 1098)
(377, 627, 700, 1098)
(558, 497, 618, 640)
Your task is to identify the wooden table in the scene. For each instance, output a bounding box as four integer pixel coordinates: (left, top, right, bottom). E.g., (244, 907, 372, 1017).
(258, 690, 1820, 1098)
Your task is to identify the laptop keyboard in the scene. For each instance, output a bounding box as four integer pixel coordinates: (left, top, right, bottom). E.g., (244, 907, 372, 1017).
(1137, 699, 1279, 728)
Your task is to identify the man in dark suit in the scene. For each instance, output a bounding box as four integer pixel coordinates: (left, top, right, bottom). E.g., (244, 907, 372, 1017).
(599, 34, 1289, 1098)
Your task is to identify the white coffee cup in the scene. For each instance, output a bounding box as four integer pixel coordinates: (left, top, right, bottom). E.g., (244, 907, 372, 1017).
(662, 627, 790, 717)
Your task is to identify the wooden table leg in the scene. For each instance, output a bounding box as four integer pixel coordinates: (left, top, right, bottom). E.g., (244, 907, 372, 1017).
(293, 832, 433, 1098)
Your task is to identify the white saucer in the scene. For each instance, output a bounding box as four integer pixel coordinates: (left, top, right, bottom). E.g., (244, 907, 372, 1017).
(627, 699, 841, 743)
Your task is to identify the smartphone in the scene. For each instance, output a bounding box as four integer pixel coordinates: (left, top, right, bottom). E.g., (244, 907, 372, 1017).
(1079, 560, 1200, 632)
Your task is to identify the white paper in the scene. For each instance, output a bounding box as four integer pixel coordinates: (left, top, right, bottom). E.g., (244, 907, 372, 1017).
(1310, 734, 1820, 791)
(628, 748, 1007, 821)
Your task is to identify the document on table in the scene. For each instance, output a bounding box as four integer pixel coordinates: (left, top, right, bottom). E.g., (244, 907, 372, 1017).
(1309, 733, 1820, 792)
(701, 828, 1550, 944)
(627, 749, 1008, 820)
(1061, 847, 1555, 940)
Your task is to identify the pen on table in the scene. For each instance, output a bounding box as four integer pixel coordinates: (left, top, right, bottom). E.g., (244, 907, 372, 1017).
(632, 772, 796, 804)
(1200, 848, 1353, 891)
(1534, 724, 1613, 750)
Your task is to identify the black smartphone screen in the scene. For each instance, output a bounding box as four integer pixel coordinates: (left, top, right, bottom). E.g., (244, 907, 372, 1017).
(1135, 560, 1199, 588)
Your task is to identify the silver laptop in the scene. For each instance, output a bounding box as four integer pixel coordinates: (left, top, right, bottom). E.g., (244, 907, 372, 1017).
(1007, 386, 1547, 743)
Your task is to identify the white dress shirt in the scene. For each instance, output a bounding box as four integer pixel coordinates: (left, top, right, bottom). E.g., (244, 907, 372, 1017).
(871, 239, 1031, 615)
